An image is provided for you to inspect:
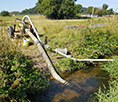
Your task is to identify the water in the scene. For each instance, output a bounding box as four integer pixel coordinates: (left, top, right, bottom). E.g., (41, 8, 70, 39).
(29, 64, 109, 102)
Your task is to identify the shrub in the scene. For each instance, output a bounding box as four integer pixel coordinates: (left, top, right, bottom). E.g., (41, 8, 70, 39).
(56, 58, 85, 72)
(0, 11, 10, 16)
(48, 17, 118, 72)
(0, 34, 50, 101)
(94, 57, 118, 102)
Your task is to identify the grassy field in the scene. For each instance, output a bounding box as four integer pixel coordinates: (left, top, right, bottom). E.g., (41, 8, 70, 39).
(1, 15, 118, 101)
(1, 15, 118, 72)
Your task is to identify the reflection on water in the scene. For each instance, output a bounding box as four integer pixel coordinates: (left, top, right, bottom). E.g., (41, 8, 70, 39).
(29, 65, 109, 102)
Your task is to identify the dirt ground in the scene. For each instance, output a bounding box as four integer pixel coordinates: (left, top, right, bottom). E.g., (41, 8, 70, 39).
(20, 43, 57, 74)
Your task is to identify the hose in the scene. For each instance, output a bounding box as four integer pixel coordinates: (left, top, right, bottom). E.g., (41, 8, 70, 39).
(22, 15, 69, 85)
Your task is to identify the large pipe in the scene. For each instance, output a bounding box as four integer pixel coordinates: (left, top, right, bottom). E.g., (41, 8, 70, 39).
(22, 15, 69, 85)
(54, 49, 114, 62)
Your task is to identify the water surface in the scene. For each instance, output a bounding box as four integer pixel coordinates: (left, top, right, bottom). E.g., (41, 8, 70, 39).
(29, 65, 109, 102)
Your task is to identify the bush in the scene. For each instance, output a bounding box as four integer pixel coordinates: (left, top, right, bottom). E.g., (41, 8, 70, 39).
(0, 35, 50, 101)
(55, 58, 85, 72)
(0, 11, 10, 16)
(47, 17, 118, 72)
(94, 57, 118, 102)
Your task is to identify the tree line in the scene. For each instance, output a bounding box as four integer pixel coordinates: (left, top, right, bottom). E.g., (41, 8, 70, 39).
(86, 4, 114, 15)
(0, 0, 115, 19)
(0, 7, 37, 16)
(36, 0, 114, 19)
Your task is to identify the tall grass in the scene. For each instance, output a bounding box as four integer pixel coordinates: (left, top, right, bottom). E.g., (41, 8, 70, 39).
(0, 20, 50, 102)
(94, 57, 118, 102)
(1, 15, 118, 72)
(1, 15, 118, 101)
(33, 15, 118, 72)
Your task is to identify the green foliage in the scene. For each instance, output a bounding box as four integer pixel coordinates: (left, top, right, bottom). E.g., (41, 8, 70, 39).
(101, 57, 118, 84)
(58, 0, 75, 19)
(95, 4, 113, 15)
(37, 0, 61, 19)
(0, 11, 10, 16)
(20, 7, 37, 15)
(75, 4, 83, 13)
(56, 58, 85, 72)
(86, 4, 113, 15)
(86, 6, 98, 15)
(106, 9, 114, 15)
(46, 17, 118, 72)
(36, 0, 76, 19)
(82, 7, 87, 13)
(94, 58, 118, 102)
(95, 9, 105, 15)
(72, 26, 118, 59)
(10, 11, 20, 15)
(86, 6, 94, 14)
(102, 4, 108, 10)
(95, 84, 118, 102)
(94, 3, 109, 15)
(0, 35, 50, 101)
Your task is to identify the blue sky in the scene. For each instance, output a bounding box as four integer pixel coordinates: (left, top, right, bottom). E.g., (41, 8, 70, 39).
(0, 0, 38, 12)
(0, 0, 118, 12)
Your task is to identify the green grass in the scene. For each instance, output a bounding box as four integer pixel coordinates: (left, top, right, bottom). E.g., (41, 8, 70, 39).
(1, 14, 118, 102)
(1, 15, 118, 72)
(93, 57, 118, 102)
(0, 17, 50, 102)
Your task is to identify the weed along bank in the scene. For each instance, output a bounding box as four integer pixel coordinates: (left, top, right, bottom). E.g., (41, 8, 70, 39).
(1, 15, 118, 102)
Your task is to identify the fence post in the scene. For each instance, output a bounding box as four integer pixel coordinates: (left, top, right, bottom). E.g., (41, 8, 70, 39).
(90, 7, 94, 28)
(113, 8, 118, 21)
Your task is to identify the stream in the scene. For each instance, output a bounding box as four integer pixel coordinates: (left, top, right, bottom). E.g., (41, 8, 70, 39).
(29, 64, 110, 102)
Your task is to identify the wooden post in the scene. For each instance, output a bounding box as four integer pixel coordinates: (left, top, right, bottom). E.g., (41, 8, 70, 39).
(90, 7, 94, 28)
(113, 8, 118, 20)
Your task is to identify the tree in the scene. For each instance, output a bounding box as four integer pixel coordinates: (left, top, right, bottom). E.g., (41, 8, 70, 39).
(106, 8, 114, 15)
(102, 4, 108, 10)
(86, 6, 97, 14)
(82, 7, 87, 13)
(58, 0, 75, 19)
(95, 9, 105, 15)
(86, 6, 92, 14)
(0, 11, 9, 16)
(75, 4, 82, 13)
(20, 7, 37, 14)
(101, 4, 109, 15)
(37, 0, 62, 19)
(10, 11, 20, 15)
(36, 0, 76, 19)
